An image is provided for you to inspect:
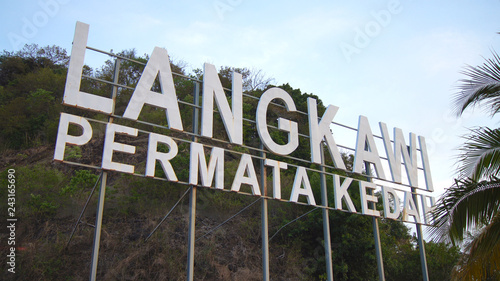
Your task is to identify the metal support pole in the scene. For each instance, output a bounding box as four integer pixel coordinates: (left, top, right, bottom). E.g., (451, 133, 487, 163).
(320, 145, 334, 281)
(187, 82, 200, 281)
(186, 186, 196, 281)
(89, 58, 120, 281)
(372, 217, 385, 281)
(412, 187, 429, 281)
(145, 187, 192, 241)
(66, 173, 102, 249)
(365, 161, 385, 281)
(89, 172, 107, 281)
(260, 144, 270, 281)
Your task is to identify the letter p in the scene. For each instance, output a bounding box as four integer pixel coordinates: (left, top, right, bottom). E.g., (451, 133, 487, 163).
(54, 113, 93, 161)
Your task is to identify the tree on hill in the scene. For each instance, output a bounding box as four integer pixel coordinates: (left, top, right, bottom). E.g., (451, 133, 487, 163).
(0, 44, 68, 150)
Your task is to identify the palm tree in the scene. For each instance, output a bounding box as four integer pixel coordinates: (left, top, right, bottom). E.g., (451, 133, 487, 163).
(453, 52, 500, 118)
(431, 52, 500, 280)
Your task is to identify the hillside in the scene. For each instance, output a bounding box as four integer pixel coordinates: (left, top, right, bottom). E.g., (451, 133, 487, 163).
(0, 44, 460, 281)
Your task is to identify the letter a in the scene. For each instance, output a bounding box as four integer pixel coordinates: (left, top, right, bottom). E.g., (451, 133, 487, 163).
(353, 116, 386, 179)
(123, 47, 183, 131)
(290, 167, 316, 205)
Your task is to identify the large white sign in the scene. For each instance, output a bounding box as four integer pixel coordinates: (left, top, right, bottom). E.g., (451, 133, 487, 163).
(54, 22, 435, 225)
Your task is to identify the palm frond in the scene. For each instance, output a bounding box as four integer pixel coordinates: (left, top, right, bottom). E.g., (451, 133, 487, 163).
(453, 51, 500, 116)
(457, 127, 500, 181)
(429, 178, 500, 244)
(452, 213, 500, 281)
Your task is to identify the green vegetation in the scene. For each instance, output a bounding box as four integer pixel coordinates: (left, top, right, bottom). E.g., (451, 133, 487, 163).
(0, 44, 460, 280)
(431, 51, 500, 280)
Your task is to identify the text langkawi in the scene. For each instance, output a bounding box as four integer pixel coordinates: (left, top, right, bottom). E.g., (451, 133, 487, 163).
(54, 22, 435, 225)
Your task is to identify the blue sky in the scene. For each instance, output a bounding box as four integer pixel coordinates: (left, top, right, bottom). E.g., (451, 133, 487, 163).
(2, 0, 500, 198)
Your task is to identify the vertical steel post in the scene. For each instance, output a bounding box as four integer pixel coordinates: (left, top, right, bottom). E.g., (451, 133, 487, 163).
(412, 187, 429, 281)
(260, 144, 270, 281)
(320, 144, 334, 281)
(186, 186, 197, 281)
(186, 82, 200, 281)
(89, 172, 107, 281)
(90, 58, 121, 281)
(372, 217, 385, 281)
(365, 161, 385, 281)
